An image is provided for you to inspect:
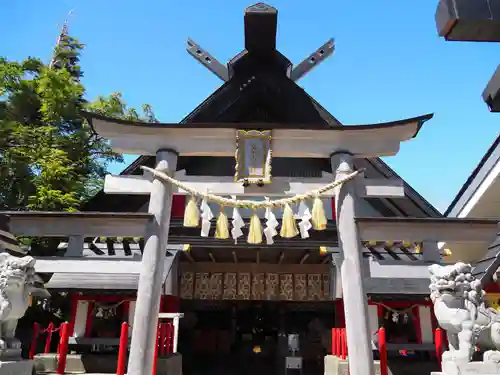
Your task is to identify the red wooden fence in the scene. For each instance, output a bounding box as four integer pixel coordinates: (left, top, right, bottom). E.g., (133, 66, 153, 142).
(331, 328, 348, 359)
(30, 322, 67, 359)
(331, 328, 389, 375)
(116, 321, 174, 375)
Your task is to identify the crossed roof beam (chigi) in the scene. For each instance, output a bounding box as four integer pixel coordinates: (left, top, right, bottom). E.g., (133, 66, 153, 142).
(435, 0, 500, 112)
(185, 3, 335, 83)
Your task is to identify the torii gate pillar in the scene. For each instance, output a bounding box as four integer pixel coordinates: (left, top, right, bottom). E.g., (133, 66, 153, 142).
(127, 149, 178, 375)
(331, 152, 375, 375)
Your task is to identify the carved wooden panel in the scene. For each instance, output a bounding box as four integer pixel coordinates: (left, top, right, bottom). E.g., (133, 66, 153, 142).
(180, 271, 194, 299)
(182, 271, 331, 301)
(209, 273, 223, 300)
(194, 272, 210, 300)
(294, 274, 307, 301)
(265, 273, 279, 300)
(280, 274, 294, 300)
(238, 273, 251, 300)
(307, 273, 322, 301)
(322, 273, 330, 300)
(251, 273, 265, 300)
(223, 273, 237, 300)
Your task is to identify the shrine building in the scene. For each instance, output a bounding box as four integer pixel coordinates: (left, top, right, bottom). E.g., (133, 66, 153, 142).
(4, 4, 500, 375)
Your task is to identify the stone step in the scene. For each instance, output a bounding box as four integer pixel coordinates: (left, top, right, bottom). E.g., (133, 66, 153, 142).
(34, 354, 85, 374)
(325, 355, 392, 375)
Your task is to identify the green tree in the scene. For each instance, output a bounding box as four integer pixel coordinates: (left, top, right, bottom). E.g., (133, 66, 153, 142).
(0, 28, 155, 212)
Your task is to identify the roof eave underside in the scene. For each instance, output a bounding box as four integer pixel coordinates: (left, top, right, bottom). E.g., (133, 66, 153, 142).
(445, 135, 500, 217)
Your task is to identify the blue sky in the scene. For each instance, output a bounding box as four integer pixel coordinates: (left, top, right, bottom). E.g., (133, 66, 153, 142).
(1, 0, 498, 213)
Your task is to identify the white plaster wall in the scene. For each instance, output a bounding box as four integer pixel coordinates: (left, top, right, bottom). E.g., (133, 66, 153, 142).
(419, 306, 434, 343)
(128, 301, 136, 337)
(73, 301, 89, 338)
(368, 305, 379, 337)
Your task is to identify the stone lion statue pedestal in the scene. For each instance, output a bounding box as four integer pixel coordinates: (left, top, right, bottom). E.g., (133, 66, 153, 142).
(429, 262, 500, 375)
(0, 253, 41, 375)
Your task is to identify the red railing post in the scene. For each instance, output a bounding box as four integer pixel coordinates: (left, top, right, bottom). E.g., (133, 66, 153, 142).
(378, 328, 388, 375)
(435, 328, 444, 370)
(56, 322, 70, 375)
(116, 322, 129, 375)
(152, 324, 160, 375)
(341, 328, 347, 360)
(336, 328, 342, 358)
(29, 323, 40, 359)
(44, 322, 54, 354)
(57, 323, 63, 354)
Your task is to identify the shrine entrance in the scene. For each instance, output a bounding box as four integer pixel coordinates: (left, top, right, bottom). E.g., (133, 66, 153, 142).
(176, 245, 338, 375)
(179, 299, 335, 375)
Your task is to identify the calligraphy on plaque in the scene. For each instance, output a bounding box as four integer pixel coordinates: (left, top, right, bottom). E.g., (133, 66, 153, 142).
(235, 130, 272, 185)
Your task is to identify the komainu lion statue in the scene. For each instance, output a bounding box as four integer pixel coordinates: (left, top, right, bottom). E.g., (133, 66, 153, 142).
(429, 262, 500, 373)
(0, 253, 37, 353)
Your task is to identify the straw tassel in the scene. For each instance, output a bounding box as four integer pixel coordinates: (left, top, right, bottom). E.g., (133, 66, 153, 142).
(311, 196, 327, 230)
(280, 203, 299, 238)
(215, 206, 230, 239)
(247, 211, 263, 244)
(183, 196, 200, 227)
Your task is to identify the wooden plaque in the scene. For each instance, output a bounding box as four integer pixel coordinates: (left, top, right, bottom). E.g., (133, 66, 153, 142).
(234, 130, 272, 184)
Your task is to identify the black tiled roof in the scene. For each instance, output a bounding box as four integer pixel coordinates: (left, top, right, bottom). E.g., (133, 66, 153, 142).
(473, 234, 500, 285)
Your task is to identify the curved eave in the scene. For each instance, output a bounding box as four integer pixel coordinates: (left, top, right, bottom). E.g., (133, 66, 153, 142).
(83, 111, 433, 158)
(83, 111, 433, 133)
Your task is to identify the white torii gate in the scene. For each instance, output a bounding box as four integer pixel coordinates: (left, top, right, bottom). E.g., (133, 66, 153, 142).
(88, 113, 428, 375)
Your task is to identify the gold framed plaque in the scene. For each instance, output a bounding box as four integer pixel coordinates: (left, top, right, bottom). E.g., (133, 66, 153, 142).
(234, 130, 272, 185)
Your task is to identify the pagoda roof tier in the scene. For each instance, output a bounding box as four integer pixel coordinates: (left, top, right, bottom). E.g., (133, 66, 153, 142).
(84, 112, 433, 158)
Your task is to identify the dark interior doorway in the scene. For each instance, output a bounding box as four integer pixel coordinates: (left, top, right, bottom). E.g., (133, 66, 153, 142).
(179, 300, 335, 375)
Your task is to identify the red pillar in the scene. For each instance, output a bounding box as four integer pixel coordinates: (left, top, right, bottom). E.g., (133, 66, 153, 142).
(84, 302, 94, 337)
(377, 305, 384, 321)
(330, 198, 336, 220)
(378, 328, 388, 375)
(122, 300, 130, 320)
(162, 295, 180, 313)
(412, 305, 423, 344)
(116, 322, 129, 375)
(171, 195, 186, 218)
(68, 294, 79, 337)
(335, 300, 346, 328)
(430, 306, 438, 339)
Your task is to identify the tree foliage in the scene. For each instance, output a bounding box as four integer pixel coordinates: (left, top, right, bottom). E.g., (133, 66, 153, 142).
(0, 31, 155, 212)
